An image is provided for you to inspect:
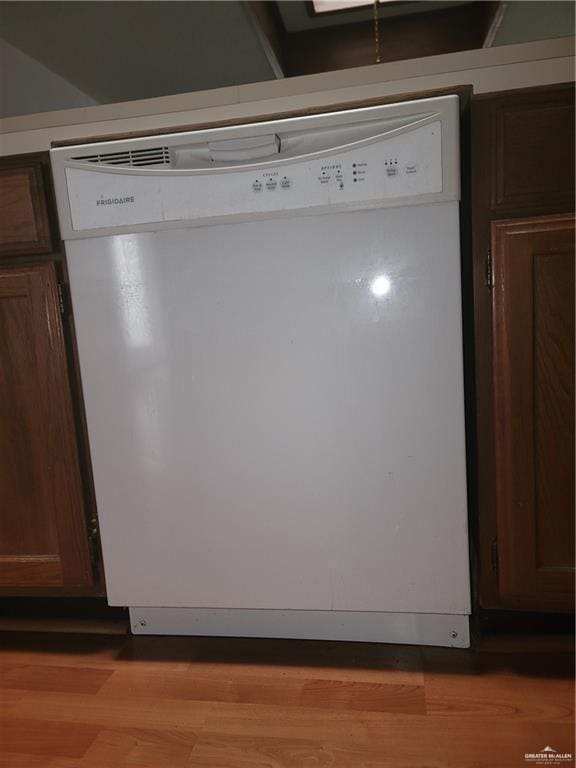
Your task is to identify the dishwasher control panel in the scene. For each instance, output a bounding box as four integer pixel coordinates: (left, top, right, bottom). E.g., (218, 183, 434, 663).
(61, 119, 449, 237)
(252, 156, 416, 196)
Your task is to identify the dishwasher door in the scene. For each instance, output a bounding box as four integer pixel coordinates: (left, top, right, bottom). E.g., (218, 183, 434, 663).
(66, 200, 470, 631)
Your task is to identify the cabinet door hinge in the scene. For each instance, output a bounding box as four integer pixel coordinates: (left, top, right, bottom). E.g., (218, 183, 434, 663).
(57, 282, 67, 316)
(491, 537, 499, 574)
(87, 516, 100, 567)
(485, 248, 494, 289)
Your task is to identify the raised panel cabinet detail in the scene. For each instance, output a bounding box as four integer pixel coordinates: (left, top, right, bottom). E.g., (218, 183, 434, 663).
(0, 263, 93, 588)
(491, 90, 575, 214)
(472, 84, 575, 611)
(492, 214, 575, 611)
(0, 164, 52, 256)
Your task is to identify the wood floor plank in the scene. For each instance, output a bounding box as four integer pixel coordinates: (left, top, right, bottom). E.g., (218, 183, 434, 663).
(364, 716, 575, 758)
(11, 691, 214, 730)
(197, 702, 376, 745)
(0, 631, 573, 768)
(0, 688, 24, 712)
(0, 664, 114, 694)
(187, 732, 343, 768)
(183, 658, 424, 686)
(425, 687, 572, 721)
(187, 723, 575, 768)
(299, 678, 425, 714)
(0, 752, 49, 767)
(98, 668, 425, 714)
(0, 753, 81, 767)
(423, 653, 573, 722)
(82, 728, 198, 767)
(198, 706, 575, 764)
(0, 717, 100, 758)
(96, 668, 306, 705)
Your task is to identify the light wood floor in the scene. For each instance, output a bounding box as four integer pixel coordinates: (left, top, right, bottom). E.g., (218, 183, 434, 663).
(0, 630, 573, 767)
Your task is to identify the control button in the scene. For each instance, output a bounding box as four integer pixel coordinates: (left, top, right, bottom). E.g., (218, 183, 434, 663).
(252, 180, 262, 192)
(405, 163, 418, 174)
(266, 179, 277, 190)
(386, 167, 398, 177)
(280, 177, 291, 189)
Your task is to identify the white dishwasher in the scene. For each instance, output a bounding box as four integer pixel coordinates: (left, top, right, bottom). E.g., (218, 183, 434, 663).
(51, 95, 471, 647)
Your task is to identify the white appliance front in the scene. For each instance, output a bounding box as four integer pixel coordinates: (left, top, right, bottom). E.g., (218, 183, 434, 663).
(53, 96, 471, 646)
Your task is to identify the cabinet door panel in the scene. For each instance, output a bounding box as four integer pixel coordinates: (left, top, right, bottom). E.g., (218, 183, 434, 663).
(492, 214, 574, 611)
(0, 165, 52, 256)
(473, 84, 575, 611)
(492, 97, 575, 213)
(0, 263, 93, 588)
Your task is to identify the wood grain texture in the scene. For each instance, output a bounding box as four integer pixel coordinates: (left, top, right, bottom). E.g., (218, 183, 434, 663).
(533, 251, 574, 569)
(492, 93, 575, 214)
(82, 728, 198, 767)
(0, 718, 101, 758)
(0, 663, 113, 694)
(0, 152, 106, 598)
(0, 632, 573, 766)
(492, 214, 575, 611)
(0, 164, 52, 256)
(0, 263, 93, 590)
(471, 83, 575, 611)
(0, 557, 63, 587)
(283, 3, 498, 77)
(98, 668, 426, 714)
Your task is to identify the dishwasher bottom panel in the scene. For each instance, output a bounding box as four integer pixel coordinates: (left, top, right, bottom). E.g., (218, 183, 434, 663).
(129, 607, 470, 647)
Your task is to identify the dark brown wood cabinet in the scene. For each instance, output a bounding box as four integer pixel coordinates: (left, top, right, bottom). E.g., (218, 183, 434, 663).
(0, 155, 102, 596)
(0, 163, 52, 256)
(492, 215, 574, 611)
(0, 263, 95, 590)
(473, 85, 575, 223)
(472, 84, 575, 612)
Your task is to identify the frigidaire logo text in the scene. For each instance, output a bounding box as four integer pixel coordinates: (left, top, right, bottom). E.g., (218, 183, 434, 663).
(96, 196, 135, 206)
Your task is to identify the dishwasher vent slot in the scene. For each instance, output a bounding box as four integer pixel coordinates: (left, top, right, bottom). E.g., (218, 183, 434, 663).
(72, 146, 171, 168)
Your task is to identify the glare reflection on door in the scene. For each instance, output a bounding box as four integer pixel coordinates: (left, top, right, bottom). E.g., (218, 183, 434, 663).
(112, 236, 154, 350)
(112, 236, 168, 473)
